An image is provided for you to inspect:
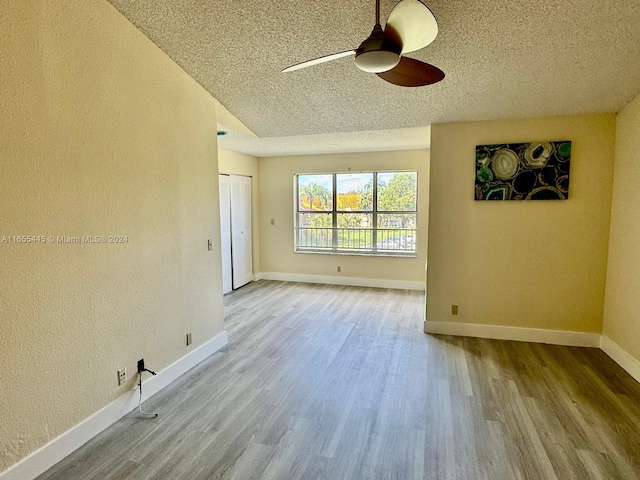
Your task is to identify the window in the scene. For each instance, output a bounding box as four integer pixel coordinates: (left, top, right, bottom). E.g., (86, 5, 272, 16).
(295, 171, 417, 255)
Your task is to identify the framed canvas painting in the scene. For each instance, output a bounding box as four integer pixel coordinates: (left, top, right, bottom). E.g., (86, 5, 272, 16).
(475, 141, 571, 200)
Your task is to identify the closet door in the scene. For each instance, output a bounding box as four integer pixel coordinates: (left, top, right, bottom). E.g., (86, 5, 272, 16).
(230, 175, 253, 289)
(219, 175, 232, 294)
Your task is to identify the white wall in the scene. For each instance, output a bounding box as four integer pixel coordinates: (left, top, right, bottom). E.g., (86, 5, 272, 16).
(427, 114, 616, 334)
(603, 92, 640, 364)
(0, 0, 224, 472)
(258, 150, 429, 287)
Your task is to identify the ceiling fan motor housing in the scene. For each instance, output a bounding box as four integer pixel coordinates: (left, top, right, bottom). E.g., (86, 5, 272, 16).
(282, 0, 443, 87)
(354, 24, 402, 73)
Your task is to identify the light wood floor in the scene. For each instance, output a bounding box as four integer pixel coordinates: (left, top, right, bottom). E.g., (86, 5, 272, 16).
(38, 280, 640, 479)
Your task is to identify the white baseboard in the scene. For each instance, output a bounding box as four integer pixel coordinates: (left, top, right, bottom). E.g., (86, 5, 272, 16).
(255, 271, 425, 291)
(0, 331, 228, 480)
(424, 322, 640, 384)
(423, 321, 601, 347)
(600, 335, 640, 383)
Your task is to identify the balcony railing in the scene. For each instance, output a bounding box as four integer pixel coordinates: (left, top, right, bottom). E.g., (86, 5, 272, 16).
(295, 227, 416, 254)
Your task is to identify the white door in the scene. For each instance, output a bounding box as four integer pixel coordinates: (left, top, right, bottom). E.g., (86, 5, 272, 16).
(230, 175, 253, 289)
(218, 175, 232, 294)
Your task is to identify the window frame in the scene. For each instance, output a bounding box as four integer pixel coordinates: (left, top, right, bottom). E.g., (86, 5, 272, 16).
(294, 171, 418, 257)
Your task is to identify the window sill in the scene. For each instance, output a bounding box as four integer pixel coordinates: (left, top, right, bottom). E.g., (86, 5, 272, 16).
(294, 249, 417, 258)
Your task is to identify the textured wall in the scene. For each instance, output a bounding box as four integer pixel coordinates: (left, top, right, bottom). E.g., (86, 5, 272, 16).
(427, 114, 615, 332)
(218, 149, 261, 274)
(257, 150, 429, 283)
(603, 93, 640, 361)
(0, 0, 224, 472)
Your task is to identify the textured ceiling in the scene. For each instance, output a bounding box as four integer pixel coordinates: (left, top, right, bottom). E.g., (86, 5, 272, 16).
(217, 125, 431, 157)
(107, 0, 640, 155)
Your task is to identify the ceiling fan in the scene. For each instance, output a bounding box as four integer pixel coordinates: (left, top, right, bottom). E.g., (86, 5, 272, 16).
(282, 0, 444, 87)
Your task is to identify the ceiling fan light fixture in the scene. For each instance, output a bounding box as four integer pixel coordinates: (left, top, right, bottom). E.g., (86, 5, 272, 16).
(354, 50, 400, 73)
(281, 0, 443, 87)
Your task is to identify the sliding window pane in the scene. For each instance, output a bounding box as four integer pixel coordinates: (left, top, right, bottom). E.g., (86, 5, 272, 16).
(336, 173, 373, 211)
(377, 172, 417, 212)
(377, 213, 416, 252)
(297, 213, 332, 249)
(298, 174, 333, 211)
(377, 213, 416, 229)
(337, 213, 372, 250)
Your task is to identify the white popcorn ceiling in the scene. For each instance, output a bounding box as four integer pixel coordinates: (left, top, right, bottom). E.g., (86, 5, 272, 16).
(107, 0, 640, 156)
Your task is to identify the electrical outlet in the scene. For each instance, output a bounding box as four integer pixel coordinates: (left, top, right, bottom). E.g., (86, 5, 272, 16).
(337, 266, 342, 273)
(186, 332, 192, 346)
(270, 218, 275, 225)
(117, 368, 127, 385)
(451, 304, 459, 315)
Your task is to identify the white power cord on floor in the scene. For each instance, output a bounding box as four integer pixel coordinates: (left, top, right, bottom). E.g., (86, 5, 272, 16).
(137, 364, 158, 418)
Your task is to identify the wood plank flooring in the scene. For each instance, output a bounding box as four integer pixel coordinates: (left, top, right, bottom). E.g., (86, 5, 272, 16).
(37, 280, 640, 479)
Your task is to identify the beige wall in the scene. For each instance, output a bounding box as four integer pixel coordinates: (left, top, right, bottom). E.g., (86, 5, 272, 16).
(427, 114, 616, 332)
(218, 149, 261, 273)
(215, 102, 256, 137)
(0, 0, 224, 472)
(603, 93, 640, 361)
(258, 150, 429, 283)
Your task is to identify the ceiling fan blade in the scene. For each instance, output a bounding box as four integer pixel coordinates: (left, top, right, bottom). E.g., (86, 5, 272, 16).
(282, 50, 356, 73)
(385, 0, 438, 54)
(376, 57, 444, 87)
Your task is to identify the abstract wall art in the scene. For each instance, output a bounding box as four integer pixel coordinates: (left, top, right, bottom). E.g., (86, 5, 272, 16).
(475, 141, 571, 200)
